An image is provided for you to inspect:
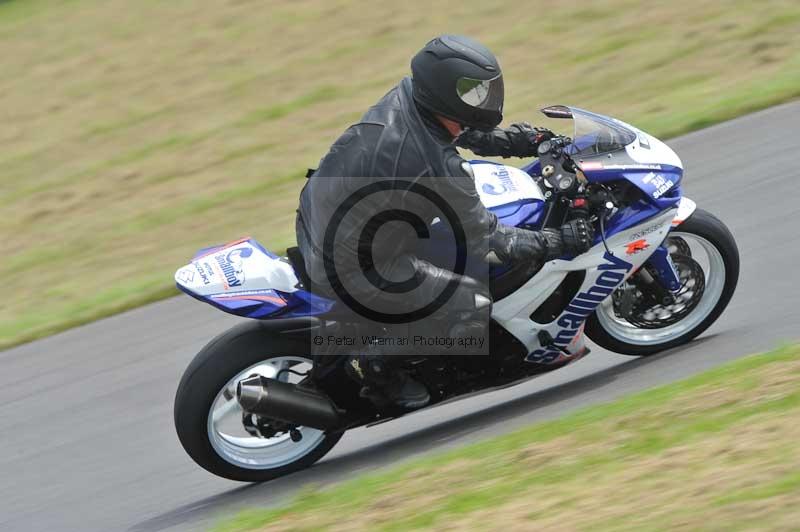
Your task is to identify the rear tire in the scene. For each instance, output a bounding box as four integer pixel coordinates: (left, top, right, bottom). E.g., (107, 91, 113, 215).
(174, 321, 343, 482)
(585, 208, 739, 356)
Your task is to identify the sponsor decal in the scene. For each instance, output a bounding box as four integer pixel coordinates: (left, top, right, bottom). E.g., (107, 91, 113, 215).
(527, 251, 633, 363)
(214, 246, 254, 289)
(212, 289, 278, 298)
(177, 268, 195, 284)
(481, 182, 507, 195)
(603, 163, 662, 171)
(625, 239, 650, 255)
(654, 181, 675, 199)
(630, 221, 666, 241)
(650, 173, 675, 199)
(194, 262, 212, 285)
(481, 166, 516, 195)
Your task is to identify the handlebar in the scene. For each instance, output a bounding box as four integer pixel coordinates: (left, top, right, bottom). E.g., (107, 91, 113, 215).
(534, 133, 619, 226)
(536, 135, 580, 197)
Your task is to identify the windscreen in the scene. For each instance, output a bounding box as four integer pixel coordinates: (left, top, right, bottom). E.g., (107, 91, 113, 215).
(541, 105, 638, 158)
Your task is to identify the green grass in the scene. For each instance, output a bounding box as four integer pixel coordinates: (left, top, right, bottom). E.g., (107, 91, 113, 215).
(215, 345, 800, 531)
(3, 0, 800, 349)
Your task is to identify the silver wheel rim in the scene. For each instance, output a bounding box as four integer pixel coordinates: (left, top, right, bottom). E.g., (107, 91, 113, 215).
(207, 356, 327, 470)
(595, 232, 726, 346)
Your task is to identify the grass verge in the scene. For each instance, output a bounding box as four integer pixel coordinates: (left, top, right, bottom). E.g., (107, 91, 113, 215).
(3, 0, 800, 349)
(215, 344, 800, 531)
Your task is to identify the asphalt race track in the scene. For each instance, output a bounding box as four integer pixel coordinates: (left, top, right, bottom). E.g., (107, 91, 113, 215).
(2, 102, 799, 532)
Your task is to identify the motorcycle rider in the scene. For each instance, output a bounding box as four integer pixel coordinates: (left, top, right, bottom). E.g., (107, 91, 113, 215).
(296, 35, 593, 409)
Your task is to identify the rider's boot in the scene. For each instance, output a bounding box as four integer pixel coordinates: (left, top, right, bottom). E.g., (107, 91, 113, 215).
(346, 354, 430, 410)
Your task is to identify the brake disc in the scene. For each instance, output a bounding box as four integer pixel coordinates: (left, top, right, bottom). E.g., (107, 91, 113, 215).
(614, 253, 705, 329)
(665, 236, 691, 258)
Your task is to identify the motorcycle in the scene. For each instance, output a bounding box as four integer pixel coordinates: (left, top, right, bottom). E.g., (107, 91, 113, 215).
(173, 106, 739, 481)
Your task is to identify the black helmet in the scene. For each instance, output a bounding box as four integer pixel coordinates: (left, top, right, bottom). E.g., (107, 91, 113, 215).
(411, 35, 504, 131)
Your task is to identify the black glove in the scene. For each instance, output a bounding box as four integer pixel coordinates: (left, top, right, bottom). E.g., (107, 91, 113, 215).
(503, 122, 555, 157)
(490, 224, 563, 264)
(456, 123, 556, 158)
(560, 218, 595, 256)
(522, 123, 556, 153)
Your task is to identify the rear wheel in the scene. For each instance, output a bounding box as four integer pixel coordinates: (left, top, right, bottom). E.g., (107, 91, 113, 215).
(174, 322, 343, 482)
(586, 208, 739, 356)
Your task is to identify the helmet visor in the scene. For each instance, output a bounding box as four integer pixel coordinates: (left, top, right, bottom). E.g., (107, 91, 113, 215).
(456, 74, 504, 112)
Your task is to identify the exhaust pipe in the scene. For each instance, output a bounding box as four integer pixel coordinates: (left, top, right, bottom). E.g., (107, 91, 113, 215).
(236, 375, 341, 431)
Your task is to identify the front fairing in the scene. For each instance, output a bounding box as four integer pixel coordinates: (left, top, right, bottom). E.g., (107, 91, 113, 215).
(539, 106, 684, 209)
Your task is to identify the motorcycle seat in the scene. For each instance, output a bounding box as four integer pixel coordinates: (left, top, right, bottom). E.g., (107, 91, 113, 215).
(286, 246, 314, 291)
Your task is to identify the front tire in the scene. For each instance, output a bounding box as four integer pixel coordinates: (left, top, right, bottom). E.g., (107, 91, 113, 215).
(174, 321, 343, 482)
(586, 208, 739, 356)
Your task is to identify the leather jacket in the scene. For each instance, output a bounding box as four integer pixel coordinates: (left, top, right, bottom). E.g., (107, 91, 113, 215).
(296, 77, 558, 289)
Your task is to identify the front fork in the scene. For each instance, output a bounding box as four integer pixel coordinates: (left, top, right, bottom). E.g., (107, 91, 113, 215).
(616, 243, 682, 319)
(641, 196, 696, 298)
(646, 245, 681, 292)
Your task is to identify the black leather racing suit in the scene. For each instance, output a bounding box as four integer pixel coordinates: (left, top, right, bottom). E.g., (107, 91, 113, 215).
(296, 77, 561, 389)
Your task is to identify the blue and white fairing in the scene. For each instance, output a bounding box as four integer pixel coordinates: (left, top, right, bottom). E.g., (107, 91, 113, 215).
(174, 237, 333, 318)
(495, 105, 693, 364)
(523, 106, 685, 238)
(470, 162, 546, 228)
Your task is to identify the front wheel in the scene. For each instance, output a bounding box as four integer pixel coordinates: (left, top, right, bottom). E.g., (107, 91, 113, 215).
(174, 322, 343, 482)
(586, 208, 739, 356)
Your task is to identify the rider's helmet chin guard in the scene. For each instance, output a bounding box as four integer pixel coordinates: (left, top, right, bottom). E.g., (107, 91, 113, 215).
(411, 34, 504, 132)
